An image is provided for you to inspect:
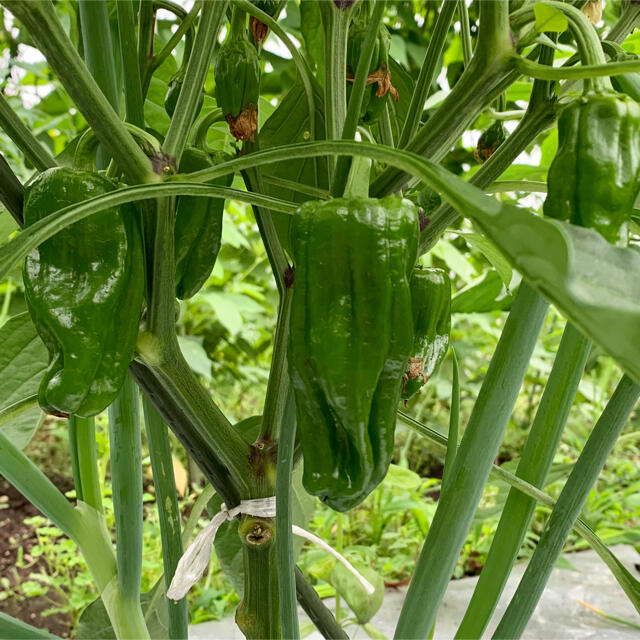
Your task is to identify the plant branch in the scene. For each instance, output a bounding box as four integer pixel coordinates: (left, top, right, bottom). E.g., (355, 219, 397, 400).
(398, 0, 457, 149)
(0, 92, 57, 171)
(3, 0, 156, 184)
(0, 152, 24, 225)
(295, 568, 348, 640)
(117, 0, 145, 128)
(331, 0, 386, 197)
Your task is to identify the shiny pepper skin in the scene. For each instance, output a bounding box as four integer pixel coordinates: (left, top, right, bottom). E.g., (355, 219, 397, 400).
(23, 168, 144, 417)
(214, 35, 260, 141)
(402, 267, 451, 401)
(543, 94, 640, 243)
(346, 21, 398, 124)
(288, 197, 419, 511)
(174, 148, 233, 299)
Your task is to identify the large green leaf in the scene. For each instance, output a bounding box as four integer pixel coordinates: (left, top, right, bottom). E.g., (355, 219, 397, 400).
(0, 313, 48, 449)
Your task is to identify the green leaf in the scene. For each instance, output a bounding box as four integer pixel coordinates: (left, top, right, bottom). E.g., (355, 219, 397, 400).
(0, 313, 48, 449)
(300, 0, 324, 75)
(533, 3, 569, 32)
(384, 464, 422, 492)
(0, 611, 58, 639)
(177, 336, 212, 380)
(328, 563, 385, 625)
(451, 271, 514, 314)
(461, 231, 512, 287)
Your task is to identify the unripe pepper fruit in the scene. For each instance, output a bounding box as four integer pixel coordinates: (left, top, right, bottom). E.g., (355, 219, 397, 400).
(174, 148, 233, 299)
(543, 93, 640, 243)
(22, 168, 144, 417)
(288, 196, 418, 511)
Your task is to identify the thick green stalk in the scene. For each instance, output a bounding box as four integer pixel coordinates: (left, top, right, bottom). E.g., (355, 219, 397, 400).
(3, 0, 155, 184)
(394, 283, 549, 639)
(331, 0, 386, 197)
(494, 375, 640, 638)
(398, 0, 458, 149)
(295, 568, 348, 640)
(108, 377, 145, 614)
(456, 322, 591, 639)
(0, 152, 24, 225)
(320, 1, 352, 179)
(0, 93, 57, 171)
(116, 0, 145, 128)
(132, 338, 252, 500)
(236, 516, 280, 639)
(163, 1, 228, 162)
(276, 391, 299, 640)
(371, 0, 515, 196)
(74, 416, 103, 512)
(143, 397, 188, 640)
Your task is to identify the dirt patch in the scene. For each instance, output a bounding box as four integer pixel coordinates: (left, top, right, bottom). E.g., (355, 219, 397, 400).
(0, 475, 75, 638)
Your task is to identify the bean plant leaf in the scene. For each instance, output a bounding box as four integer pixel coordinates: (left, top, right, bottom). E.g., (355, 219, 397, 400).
(0, 313, 48, 449)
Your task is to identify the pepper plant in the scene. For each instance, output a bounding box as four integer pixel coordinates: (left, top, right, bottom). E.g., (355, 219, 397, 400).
(0, 1, 640, 639)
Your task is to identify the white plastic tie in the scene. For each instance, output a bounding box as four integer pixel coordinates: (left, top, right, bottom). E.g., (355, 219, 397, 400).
(166, 496, 376, 600)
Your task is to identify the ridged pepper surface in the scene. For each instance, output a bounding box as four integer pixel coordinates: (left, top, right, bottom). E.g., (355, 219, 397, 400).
(402, 267, 451, 401)
(543, 93, 640, 242)
(214, 32, 260, 141)
(174, 148, 233, 299)
(288, 197, 418, 511)
(23, 167, 144, 417)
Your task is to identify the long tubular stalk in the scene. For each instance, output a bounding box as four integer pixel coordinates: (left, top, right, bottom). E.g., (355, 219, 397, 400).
(294, 568, 348, 640)
(331, 0, 386, 197)
(0, 153, 24, 225)
(143, 397, 188, 640)
(117, 0, 145, 128)
(394, 283, 549, 639)
(320, 2, 352, 179)
(2, 0, 155, 185)
(137, 1, 155, 98)
(68, 416, 83, 503)
(456, 322, 591, 639)
(0, 93, 57, 171)
(494, 375, 640, 639)
(371, 0, 515, 197)
(398, 0, 457, 149)
(74, 416, 103, 513)
(442, 349, 460, 490)
(399, 411, 640, 609)
(107, 377, 145, 621)
(276, 391, 299, 640)
(458, 0, 473, 66)
(163, 1, 228, 162)
(514, 55, 640, 81)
